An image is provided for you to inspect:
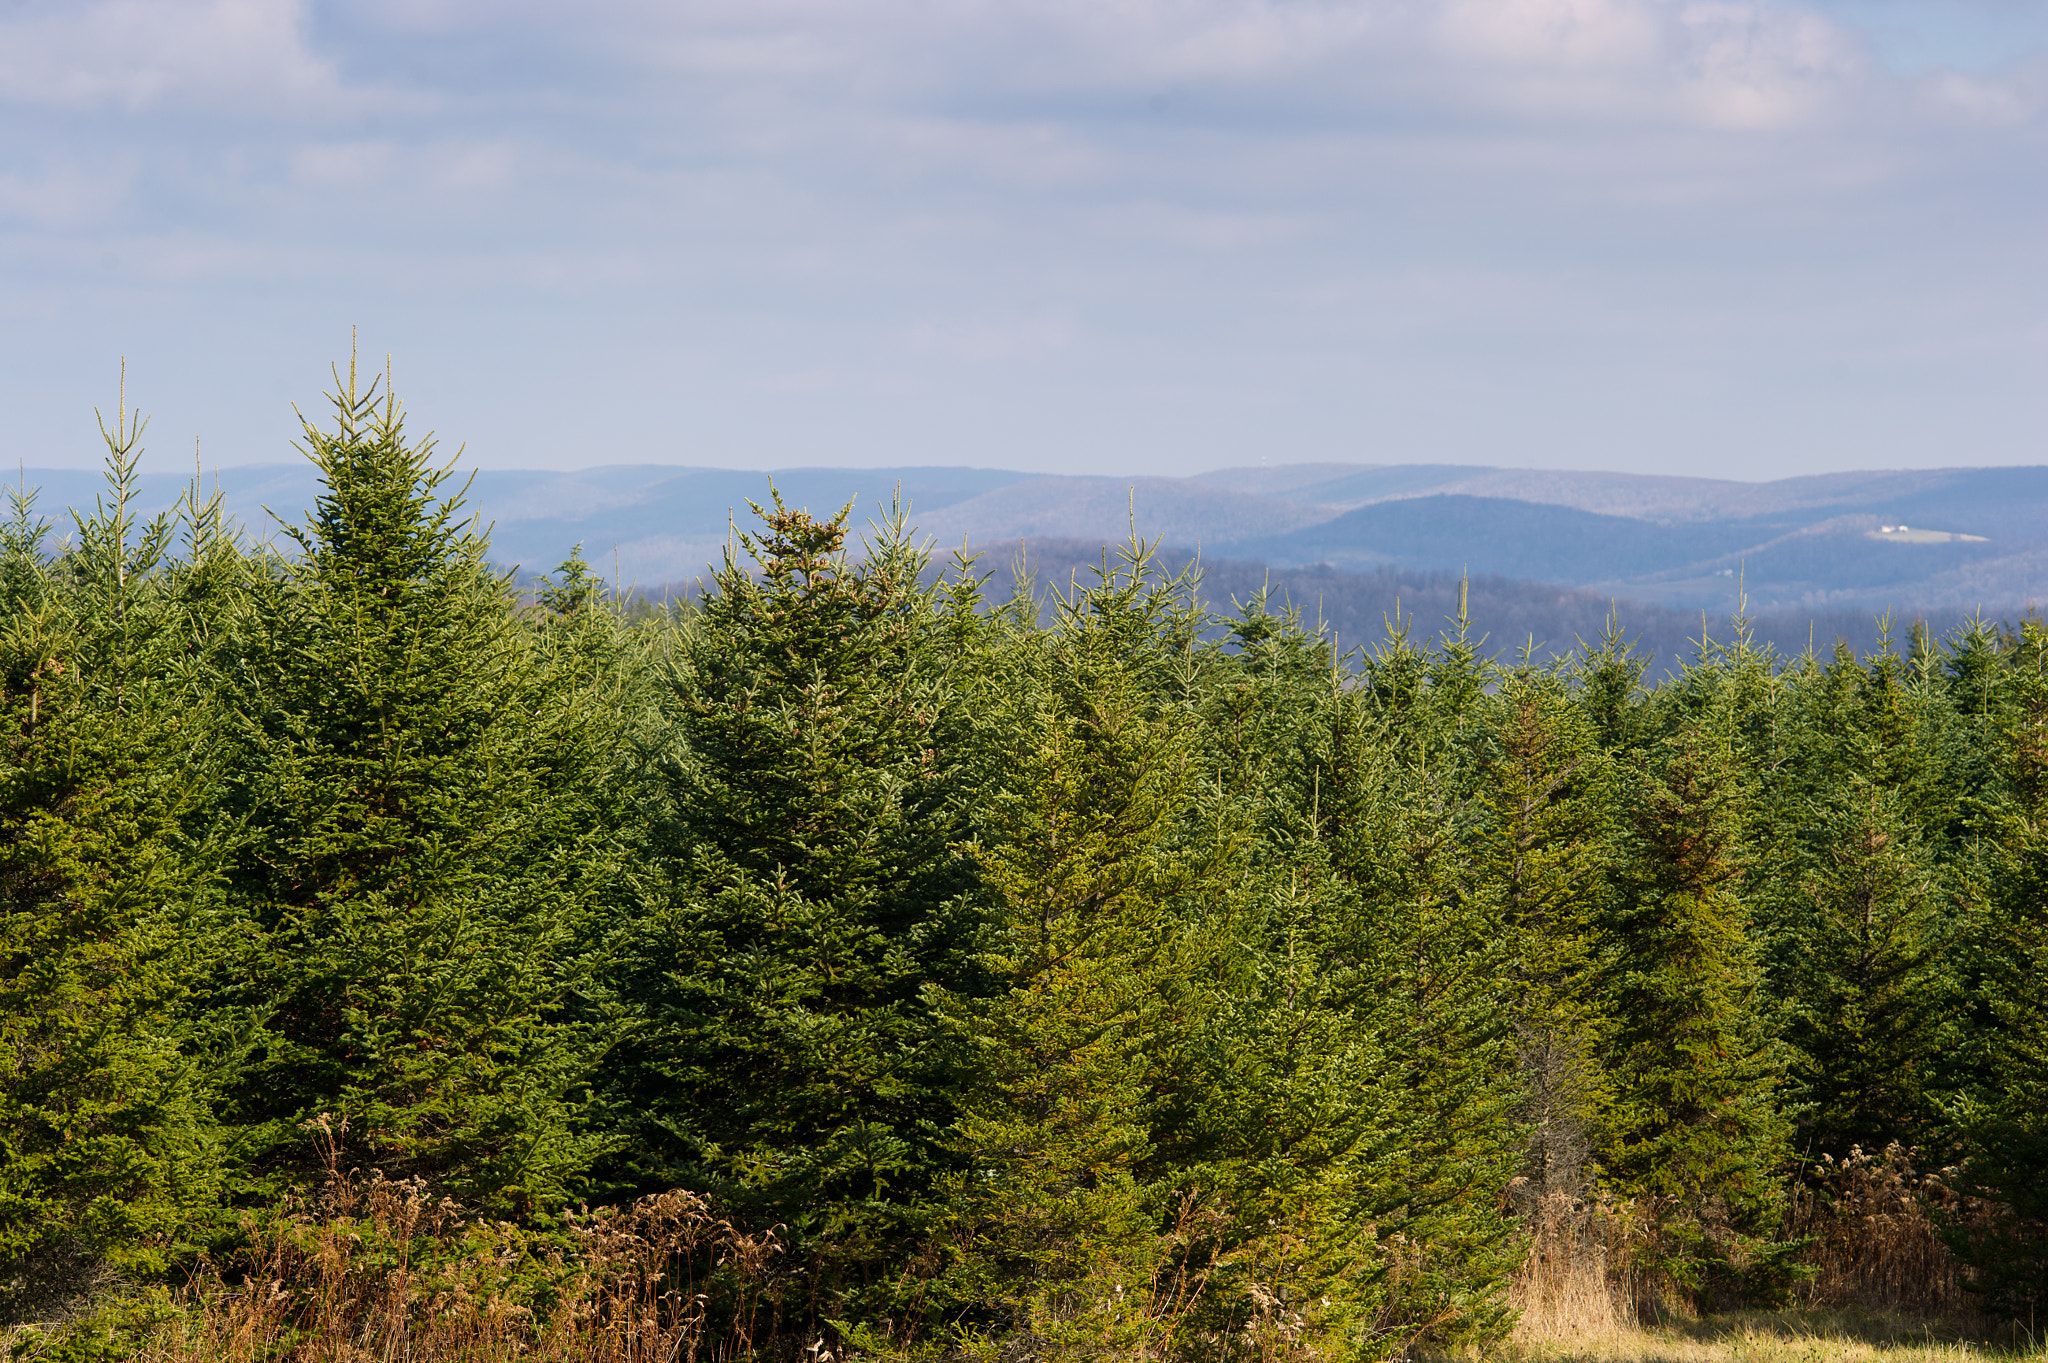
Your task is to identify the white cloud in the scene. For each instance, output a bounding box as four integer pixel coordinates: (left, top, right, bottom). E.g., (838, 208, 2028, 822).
(526, 0, 1874, 134)
(0, 0, 353, 114)
(0, 159, 138, 229)
(1672, 3, 1863, 129)
(286, 138, 518, 193)
(0, 0, 2042, 478)
(1434, 0, 1667, 72)
(1922, 68, 2039, 124)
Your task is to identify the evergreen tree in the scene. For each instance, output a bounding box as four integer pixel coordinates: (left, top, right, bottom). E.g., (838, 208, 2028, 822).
(1293, 606, 1526, 1350)
(932, 547, 1229, 1359)
(1574, 611, 1652, 761)
(1476, 663, 1617, 1203)
(26, 356, 2048, 1346)
(1599, 676, 1793, 1307)
(212, 358, 613, 1214)
(1768, 642, 1959, 1160)
(605, 494, 983, 1306)
(0, 403, 227, 1316)
(1946, 617, 2048, 1317)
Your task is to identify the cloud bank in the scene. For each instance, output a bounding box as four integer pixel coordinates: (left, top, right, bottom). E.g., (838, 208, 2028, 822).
(1, 0, 2042, 476)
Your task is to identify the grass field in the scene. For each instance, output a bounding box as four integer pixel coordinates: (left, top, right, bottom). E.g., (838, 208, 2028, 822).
(1496, 1308, 2044, 1363)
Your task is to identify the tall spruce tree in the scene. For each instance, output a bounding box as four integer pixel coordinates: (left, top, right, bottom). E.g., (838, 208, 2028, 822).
(931, 546, 1231, 1359)
(1767, 643, 1959, 1160)
(605, 495, 983, 1309)
(1184, 598, 1387, 1353)
(1599, 668, 1793, 1307)
(1477, 663, 1616, 1204)
(1295, 607, 1526, 1350)
(1946, 617, 2048, 1317)
(0, 404, 227, 1317)
(212, 358, 611, 1213)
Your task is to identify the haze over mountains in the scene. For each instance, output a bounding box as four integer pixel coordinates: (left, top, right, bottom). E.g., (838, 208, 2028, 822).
(29, 459, 2042, 614)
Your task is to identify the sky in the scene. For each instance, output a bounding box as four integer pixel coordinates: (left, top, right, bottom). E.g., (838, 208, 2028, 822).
(1, 0, 2044, 479)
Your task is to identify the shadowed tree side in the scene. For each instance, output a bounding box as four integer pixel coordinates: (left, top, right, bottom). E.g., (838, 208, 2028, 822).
(602, 493, 986, 1334)
(1599, 650, 1795, 1309)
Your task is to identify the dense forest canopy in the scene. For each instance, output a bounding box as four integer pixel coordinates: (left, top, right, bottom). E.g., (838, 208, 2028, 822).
(1, 368, 2043, 1359)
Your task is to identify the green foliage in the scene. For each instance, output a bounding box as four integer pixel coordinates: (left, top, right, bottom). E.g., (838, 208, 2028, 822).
(1943, 619, 2048, 1317)
(1599, 659, 1795, 1306)
(0, 402, 226, 1318)
(1766, 642, 1961, 1160)
(925, 548, 1234, 1358)
(604, 493, 983, 1317)
(210, 358, 621, 1215)
(11, 360, 2048, 1347)
(1313, 614, 1530, 1348)
(1476, 665, 1617, 1203)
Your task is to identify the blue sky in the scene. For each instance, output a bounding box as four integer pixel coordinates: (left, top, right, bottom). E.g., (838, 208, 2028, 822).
(1, 0, 2043, 478)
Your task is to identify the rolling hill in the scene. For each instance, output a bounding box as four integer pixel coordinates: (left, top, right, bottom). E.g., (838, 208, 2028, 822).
(14, 458, 2045, 633)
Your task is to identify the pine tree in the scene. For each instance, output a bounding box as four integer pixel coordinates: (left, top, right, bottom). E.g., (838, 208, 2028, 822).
(1599, 678, 1793, 1307)
(1476, 663, 1616, 1204)
(926, 544, 1243, 1359)
(1946, 617, 2048, 1317)
(1281, 605, 1526, 1351)
(0, 400, 227, 1317)
(1768, 641, 1959, 1160)
(212, 357, 613, 1214)
(605, 494, 983, 1312)
(1781, 787, 1947, 1155)
(1574, 610, 1651, 761)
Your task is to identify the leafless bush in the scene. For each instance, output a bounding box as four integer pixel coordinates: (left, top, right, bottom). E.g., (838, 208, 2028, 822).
(558, 1190, 791, 1362)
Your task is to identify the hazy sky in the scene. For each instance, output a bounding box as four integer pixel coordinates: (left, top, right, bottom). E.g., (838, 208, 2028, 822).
(2, 0, 2043, 477)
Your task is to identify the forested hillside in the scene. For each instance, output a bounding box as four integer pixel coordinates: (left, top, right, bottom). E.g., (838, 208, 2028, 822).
(970, 541, 2007, 679)
(4, 372, 2045, 1360)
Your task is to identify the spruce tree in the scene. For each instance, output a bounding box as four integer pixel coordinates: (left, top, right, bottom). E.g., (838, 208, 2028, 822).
(1183, 599, 1390, 1352)
(933, 547, 1228, 1358)
(1476, 664, 1616, 1203)
(1781, 787, 1947, 1156)
(212, 358, 612, 1213)
(1768, 642, 1960, 1160)
(1574, 611, 1651, 761)
(0, 404, 227, 1316)
(605, 494, 983, 1308)
(1291, 606, 1526, 1350)
(1946, 617, 2048, 1317)
(1599, 678, 1792, 1307)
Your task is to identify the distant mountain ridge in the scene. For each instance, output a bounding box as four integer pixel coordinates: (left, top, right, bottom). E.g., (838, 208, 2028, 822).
(15, 459, 2046, 616)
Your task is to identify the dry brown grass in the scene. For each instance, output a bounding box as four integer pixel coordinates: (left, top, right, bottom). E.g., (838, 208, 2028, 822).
(2, 1137, 2028, 1362)
(1508, 1192, 1651, 1347)
(1493, 1308, 2044, 1363)
(2, 1120, 811, 1363)
(126, 1179, 794, 1363)
(1498, 1146, 2037, 1363)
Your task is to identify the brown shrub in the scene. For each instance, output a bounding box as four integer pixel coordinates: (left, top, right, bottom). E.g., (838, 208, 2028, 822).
(1785, 1143, 1998, 1318)
(120, 1119, 799, 1362)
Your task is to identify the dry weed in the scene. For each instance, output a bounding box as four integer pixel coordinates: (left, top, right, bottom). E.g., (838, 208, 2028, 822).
(1508, 1189, 1654, 1346)
(1786, 1144, 1999, 1318)
(105, 1117, 798, 1363)
(1490, 1306, 2045, 1363)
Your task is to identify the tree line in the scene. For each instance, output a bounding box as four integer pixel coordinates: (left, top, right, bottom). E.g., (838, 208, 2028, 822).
(951, 540, 2004, 681)
(2, 367, 2043, 1358)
